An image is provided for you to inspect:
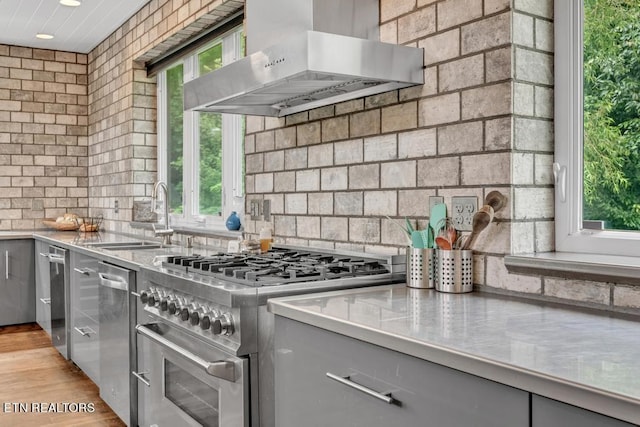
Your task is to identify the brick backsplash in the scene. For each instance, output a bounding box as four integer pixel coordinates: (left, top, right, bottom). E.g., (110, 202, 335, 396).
(241, 0, 570, 305)
(0, 45, 88, 230)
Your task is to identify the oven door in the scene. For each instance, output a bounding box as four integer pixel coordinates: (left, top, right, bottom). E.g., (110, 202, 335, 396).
(135, 322, 249, 427)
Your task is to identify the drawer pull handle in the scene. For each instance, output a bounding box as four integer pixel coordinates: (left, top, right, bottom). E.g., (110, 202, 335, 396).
(132, 371, 150, 387)
(326, 372, 394, 404)
(73, 267, 92, 276)
(74, 326, 95, 337)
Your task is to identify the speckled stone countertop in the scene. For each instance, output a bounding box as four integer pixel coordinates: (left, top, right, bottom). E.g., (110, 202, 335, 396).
(268, 284, 640, 425)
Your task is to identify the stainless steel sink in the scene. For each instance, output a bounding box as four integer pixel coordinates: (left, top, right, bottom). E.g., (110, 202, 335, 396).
(85, 241, 165, 250)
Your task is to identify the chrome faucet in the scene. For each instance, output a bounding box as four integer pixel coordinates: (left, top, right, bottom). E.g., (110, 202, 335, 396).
(151, 181, 173, 246)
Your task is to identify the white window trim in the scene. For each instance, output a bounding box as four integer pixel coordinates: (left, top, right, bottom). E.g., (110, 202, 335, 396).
(157, 29, 244, 231)
(554, 0, 640, 257)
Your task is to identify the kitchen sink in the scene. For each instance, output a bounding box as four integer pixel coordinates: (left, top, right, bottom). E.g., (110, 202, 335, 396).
(85, 241, 166, 250)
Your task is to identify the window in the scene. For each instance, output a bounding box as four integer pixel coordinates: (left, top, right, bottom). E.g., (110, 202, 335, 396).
(555, 0, 640, 256)
(157, 28, 244, 229)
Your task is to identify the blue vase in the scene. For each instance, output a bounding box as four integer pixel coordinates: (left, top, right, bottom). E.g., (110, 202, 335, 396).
(225, 211, 241, 230)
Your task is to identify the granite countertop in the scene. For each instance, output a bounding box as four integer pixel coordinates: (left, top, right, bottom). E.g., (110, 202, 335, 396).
(268, 284, 640, 425)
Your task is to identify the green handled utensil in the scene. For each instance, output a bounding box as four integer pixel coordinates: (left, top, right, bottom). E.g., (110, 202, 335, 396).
(411, 230, 425, 248)
(429, 203, 447, 248)
(421, 228, 431, 249)
(405, 217, 414, 234)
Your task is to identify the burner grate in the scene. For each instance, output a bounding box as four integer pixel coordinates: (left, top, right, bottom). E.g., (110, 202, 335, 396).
(161, 248, 391, 286)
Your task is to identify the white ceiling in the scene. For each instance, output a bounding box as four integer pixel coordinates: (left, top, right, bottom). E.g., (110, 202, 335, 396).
(0, 0, 150, 53)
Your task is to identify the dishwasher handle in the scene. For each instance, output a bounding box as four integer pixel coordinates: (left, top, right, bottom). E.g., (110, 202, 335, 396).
(98, 272, 129, 292)
(136, 323, 236, 383)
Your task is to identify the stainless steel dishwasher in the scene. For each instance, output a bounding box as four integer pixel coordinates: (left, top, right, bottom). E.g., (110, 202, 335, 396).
(98, 261, 137, 427)
(49, 246, 69, 359)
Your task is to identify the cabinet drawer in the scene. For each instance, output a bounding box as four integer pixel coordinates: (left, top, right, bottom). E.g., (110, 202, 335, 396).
(70, 310, 99, 385)
(0, 239, 35, 326)
(275, 317, 529, 427)
(532, 395, 636, 427)
(70, 254, 100, 323)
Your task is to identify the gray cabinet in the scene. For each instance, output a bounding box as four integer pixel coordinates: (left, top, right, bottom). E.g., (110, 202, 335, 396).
(274, 317, 529, 427)
(0, 239, 35, 326)
(35, 239, 51, 335)
(99, 261, 137, 426)
(532, 395, 636, 427)
(69, 250, 100, 385)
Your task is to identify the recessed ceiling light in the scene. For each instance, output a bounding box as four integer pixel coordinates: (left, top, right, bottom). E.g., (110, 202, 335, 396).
(36, 33, 55, 40)
(59, 0, 81, 6)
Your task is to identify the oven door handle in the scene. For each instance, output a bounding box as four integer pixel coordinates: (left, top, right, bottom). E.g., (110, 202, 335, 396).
(136, 323, 236, 383)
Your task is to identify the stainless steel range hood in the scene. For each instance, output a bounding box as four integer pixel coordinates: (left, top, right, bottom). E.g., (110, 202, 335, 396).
(184, 0, 424, 117)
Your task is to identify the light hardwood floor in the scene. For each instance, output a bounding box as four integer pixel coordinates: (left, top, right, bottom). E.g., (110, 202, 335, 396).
(0, 324, 125, 426)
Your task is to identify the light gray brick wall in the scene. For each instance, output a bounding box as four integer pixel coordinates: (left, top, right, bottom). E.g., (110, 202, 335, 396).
(0, 0, 615, 311)
(241, 0, 613, 308)
(0, 45, 88, 230)
(87, 0, 243, 234)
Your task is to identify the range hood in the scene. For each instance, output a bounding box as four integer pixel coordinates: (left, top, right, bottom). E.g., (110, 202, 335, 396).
(184, 0, 424, 117)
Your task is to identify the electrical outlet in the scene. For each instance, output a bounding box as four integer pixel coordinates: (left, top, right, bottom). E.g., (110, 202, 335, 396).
(429, 196, 444, 213)
(114, 200, 119, 214)
(451, 196, 477, 231)
(249, 199, 261, 220)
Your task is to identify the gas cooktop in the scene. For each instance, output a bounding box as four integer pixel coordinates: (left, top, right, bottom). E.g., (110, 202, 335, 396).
(162, 247, 392, 287)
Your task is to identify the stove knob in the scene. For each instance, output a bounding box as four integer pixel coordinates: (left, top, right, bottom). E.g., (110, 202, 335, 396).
(212, 314, 234, 336)
(200, 315, 211, 330)
(189, 311, 200, 326)
(159, 299, 169, 312)
(211, 318, 222, 334)
(147, 294, 158, 307)
(168, 301, 177, 315)
(139, 290, 150, 304)
(178, 307, 190, 322)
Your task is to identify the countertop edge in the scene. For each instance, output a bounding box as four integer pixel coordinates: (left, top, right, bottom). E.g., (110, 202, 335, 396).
(269, 296, 640, 425)
(0, 232, 35, 240)
(31, 232, 146, 271)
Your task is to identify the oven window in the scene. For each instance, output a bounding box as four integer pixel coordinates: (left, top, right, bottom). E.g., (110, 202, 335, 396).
(165, 359, 220, 426)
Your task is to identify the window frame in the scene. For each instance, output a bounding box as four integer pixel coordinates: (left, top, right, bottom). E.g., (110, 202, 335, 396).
(554, 0, 640, 257)
(156, 27, 244, 230)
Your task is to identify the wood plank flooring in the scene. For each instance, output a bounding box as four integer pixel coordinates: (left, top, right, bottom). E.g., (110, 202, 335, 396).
(0, 324, 125, 427)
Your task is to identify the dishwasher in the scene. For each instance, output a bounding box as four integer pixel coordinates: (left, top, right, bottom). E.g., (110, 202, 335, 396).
(98, 261, 137, 427)
(49, 246, 69, 359)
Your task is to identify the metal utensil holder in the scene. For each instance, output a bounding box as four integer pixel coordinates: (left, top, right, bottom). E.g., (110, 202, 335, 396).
(435, 249, 473, 293)
(406, 247, 435, 289)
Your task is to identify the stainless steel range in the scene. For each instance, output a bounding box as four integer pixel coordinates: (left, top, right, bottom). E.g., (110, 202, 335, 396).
(134, 246, 404, 427)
